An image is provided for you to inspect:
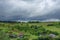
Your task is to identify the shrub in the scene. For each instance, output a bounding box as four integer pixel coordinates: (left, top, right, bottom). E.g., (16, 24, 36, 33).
(0, 31, 10, 40)
(38, 37, 49, 40)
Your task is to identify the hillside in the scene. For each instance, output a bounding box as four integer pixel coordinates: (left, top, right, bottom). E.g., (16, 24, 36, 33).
(0, 22, 60, 40)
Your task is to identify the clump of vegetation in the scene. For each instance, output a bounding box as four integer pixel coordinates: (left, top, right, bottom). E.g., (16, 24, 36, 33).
(0, 30, 10, 40)
(0, 21, 60, 40)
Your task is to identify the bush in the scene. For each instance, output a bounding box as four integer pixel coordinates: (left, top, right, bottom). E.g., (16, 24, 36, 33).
(0, 31, 10, 40)
(38, 37, 49, 40)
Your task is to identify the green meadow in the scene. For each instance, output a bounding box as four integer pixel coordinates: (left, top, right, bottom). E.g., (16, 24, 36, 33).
(0, 21, 60, 40)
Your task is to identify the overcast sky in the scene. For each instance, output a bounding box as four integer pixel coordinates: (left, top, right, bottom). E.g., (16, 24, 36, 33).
(0, 0, 60, 21)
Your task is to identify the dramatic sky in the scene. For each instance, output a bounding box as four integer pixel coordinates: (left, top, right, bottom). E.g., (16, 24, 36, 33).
(0, 0, 60, 21)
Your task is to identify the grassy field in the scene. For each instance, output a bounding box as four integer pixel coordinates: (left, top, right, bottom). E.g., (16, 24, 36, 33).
(0, 21, 60, 40)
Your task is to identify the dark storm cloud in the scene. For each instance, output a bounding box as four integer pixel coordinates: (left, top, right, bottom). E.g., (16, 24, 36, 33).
(0, 0, 60, 21)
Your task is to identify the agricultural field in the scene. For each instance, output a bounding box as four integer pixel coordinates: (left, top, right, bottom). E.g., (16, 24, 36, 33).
(0, 21, 60, 40)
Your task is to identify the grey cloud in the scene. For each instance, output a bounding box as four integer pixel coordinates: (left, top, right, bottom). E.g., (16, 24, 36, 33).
(0, 0, 60, 21)
(30, 9, 60, 21)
